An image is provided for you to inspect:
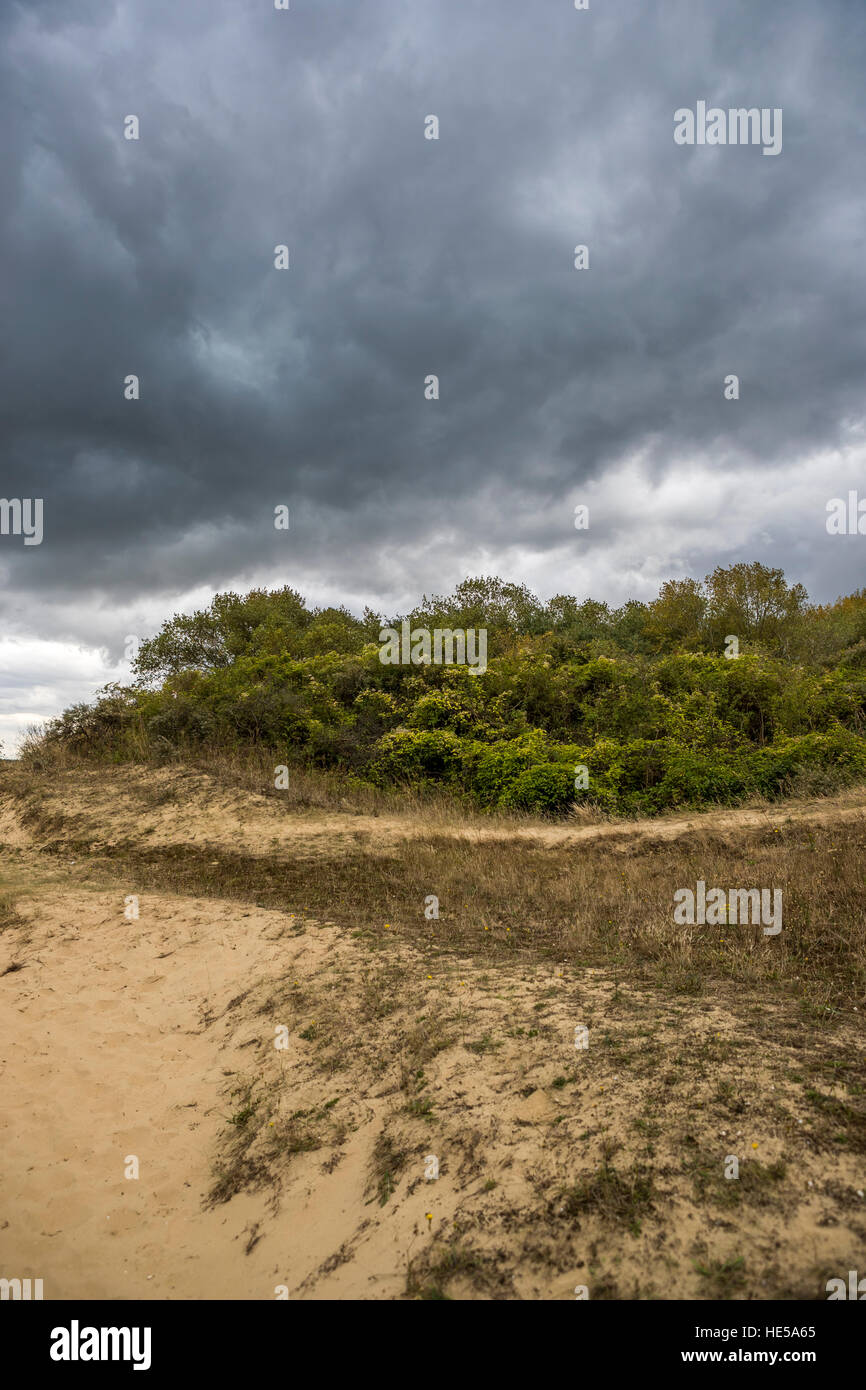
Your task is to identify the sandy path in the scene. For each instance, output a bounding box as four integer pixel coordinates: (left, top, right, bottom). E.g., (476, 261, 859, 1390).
(3, 766, 865, 862)
(0, 884, 350, 1299)
(0, 873, 531, 1300)
(1, 869, 863, 1301)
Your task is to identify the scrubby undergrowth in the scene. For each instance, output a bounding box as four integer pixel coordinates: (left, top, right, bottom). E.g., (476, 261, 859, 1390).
(23, 565, 866, 817)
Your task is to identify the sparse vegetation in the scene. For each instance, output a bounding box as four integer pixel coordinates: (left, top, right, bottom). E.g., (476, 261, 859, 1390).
(11, 798, 860, 1008)
(559, 1157, 656, 1236)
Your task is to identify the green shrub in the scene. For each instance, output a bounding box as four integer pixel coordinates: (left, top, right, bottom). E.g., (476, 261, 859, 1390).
(30, 569, 866, 818)
(499, 763, 576, 815)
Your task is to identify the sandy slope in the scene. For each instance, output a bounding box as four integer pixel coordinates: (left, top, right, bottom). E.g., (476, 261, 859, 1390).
(3, 763, 866, 860)
(1, 770, 864, 1300)
(0, 888, 302, 1298)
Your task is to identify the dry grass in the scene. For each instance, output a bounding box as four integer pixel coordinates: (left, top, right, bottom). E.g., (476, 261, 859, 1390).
(51, 818, 862, 1013)
(2, 758, 864, 1300)
(0, 890, 24, 932)
(5, 756, 864, 1009)
(12, 742, 555, 831)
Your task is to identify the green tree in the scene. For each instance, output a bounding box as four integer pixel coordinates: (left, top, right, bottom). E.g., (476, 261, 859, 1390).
(403, 576, 547, 642)
(704, 563, 807, 651)
(133, 587, 312, 682)
(645, 578, 707, 652)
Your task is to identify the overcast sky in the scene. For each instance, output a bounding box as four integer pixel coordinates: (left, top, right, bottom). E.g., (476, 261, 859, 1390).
(1, 0, 865, 751)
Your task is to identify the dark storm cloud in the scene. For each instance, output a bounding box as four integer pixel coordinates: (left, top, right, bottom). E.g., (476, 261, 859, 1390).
(2, 0, 865, 650)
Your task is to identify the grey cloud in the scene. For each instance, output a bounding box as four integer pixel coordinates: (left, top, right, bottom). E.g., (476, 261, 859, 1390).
(1, 0, 865, 666)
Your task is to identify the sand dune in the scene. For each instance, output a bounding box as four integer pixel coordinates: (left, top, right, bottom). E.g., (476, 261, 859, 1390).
(1, 767, 864, 1299)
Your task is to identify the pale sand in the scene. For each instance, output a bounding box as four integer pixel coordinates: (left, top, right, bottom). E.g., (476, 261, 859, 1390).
(1, 769, 863, 1299)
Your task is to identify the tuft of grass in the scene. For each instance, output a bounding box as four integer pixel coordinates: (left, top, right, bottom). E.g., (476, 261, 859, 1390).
(802, 1088, 866, 1152)
(687, 1151, 788, 1208)
(370, 1132, 408, 1207)
(559, 1159, 656, 1236)
(405, 1096, 435, 1120)
(406, 1241, 503, 1300)
(693, 1254, 746, 1296)
(0, 891, 25, 933)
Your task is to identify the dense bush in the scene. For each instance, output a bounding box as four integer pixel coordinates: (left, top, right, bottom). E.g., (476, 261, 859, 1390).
(30, 565, 866, 816)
